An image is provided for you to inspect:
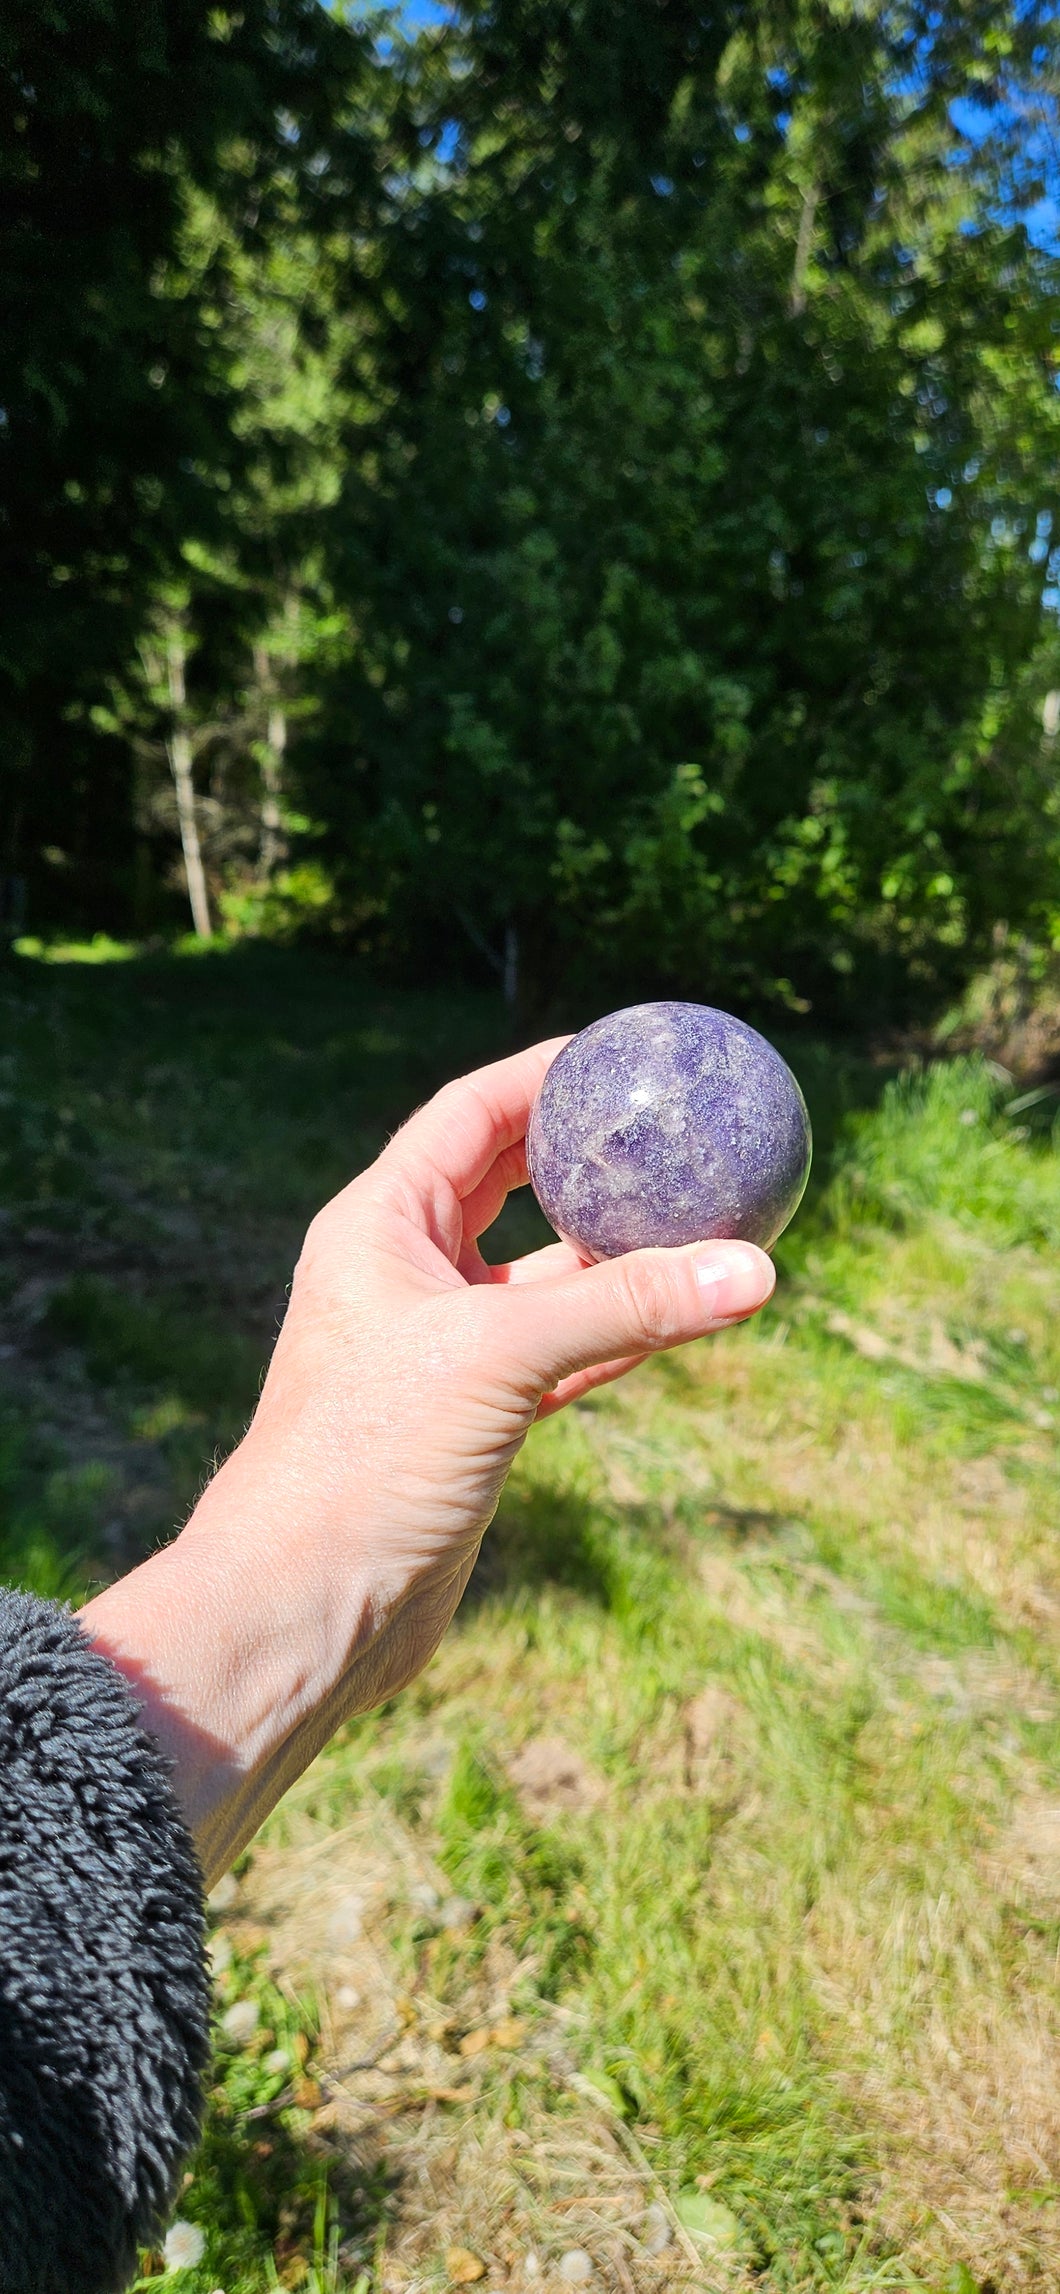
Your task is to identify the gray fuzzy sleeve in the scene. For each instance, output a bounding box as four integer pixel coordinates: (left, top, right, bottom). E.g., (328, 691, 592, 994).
(0, 1588, 210, 2294)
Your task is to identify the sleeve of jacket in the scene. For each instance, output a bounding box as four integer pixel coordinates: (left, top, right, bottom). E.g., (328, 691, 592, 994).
(0, 1587, 210, 2294)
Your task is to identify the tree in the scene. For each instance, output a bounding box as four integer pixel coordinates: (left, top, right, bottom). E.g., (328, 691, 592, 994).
(6, 0, 1059, 1014)
(0, 0, 372, 929)
(117, 176, 363, 937)
(301, 0, 1060, 1017)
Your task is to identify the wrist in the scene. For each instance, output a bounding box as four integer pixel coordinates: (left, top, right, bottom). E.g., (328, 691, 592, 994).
(79, 1429, 395, 1886)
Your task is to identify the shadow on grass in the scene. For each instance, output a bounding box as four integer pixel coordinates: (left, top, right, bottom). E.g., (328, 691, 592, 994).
(470, 1469, 798, 1618)
(469, 1474, 622, 1608)
(44, 1273, 263, 1424)
(4, 940, 897, 1229)
(5, 940, 519, 1146)
(700, 1500, 795, 1543)
(178, 2096, 399, 2288)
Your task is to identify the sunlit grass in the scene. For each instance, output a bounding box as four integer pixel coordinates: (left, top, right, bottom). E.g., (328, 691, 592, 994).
(13, 932, 141, 964)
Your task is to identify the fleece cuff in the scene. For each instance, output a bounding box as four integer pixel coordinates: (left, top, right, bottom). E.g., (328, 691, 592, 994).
(0, 1588, 209, 2294)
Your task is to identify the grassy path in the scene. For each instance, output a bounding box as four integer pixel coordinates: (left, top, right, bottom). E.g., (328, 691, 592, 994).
(1, 948, 1059, 2291)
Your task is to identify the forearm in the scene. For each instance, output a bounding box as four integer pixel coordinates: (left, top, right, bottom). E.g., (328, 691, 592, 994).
(79, 1429, 465, 1889)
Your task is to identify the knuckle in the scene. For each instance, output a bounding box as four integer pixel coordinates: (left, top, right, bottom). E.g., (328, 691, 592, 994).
(297, 1178, 371, 1276)
(621, 1253, 680, 1349)
(302, 1193, 347, 1256)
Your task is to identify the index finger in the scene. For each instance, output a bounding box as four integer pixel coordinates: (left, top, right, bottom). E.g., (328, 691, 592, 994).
(380, 1036, 571, 1204)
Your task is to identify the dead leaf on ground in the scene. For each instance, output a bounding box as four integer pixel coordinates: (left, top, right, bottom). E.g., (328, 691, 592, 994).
(459, 2028, 493, 2058)
(457, 2020, 523, 2057)
(446, 2246, 487, 2283)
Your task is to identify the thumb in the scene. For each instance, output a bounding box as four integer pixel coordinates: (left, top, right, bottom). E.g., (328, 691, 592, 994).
(502, 1239, 776, 1394)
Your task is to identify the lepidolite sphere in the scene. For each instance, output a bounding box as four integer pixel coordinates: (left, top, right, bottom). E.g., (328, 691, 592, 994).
(527, 1002, 811, 1260)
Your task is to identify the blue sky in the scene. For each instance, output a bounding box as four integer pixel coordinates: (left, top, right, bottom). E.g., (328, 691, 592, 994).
(357, 3, 1059, 253)
(950, 93, 1058, 254)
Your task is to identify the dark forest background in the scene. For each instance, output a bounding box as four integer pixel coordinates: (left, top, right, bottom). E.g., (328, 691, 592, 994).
(4, 0, 1060, 1024)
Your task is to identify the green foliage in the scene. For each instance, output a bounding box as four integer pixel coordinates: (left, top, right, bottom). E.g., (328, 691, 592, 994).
(0, 1412, 97, 1603)
(218, 861, 340, 943)
(5, 1, 1060, 1015)
(0, 0, 372, 932)
(829, 1055, 1060, 1246)
(304, 0, 1060, 1015)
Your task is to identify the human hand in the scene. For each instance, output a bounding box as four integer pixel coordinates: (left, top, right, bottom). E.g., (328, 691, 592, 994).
(82, 1039, 775, 1881)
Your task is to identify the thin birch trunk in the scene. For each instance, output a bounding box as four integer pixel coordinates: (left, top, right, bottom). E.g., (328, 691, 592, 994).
(253, 643, 288, 880)
(790, 182, 819, 317)
(165, 624, 212, 940)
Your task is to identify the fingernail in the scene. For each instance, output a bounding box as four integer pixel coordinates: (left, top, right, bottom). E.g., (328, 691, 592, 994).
(693, 1245, 772, 1321)
(693, 1256, 731, 1293)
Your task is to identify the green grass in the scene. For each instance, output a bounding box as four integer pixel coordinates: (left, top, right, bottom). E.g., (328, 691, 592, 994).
(2, 945, 1060, 2291)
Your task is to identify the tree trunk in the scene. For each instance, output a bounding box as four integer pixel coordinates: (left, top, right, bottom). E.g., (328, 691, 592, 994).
(253, 643, 288, 880)
(165, 624, 212, 940)
(790, 182, 819, 317)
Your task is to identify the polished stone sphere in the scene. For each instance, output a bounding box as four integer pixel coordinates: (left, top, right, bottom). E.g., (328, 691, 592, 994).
(527, 1001, 811, 1260)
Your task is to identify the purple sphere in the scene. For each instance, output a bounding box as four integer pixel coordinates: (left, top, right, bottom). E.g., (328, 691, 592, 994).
(527, 1002, 811, 1261)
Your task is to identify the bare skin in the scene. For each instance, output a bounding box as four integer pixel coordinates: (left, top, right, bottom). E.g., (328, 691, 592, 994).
(81, 1040, 775, 1886)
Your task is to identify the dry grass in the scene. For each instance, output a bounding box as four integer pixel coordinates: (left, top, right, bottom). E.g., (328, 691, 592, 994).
(225, 1800, 715, 2294)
